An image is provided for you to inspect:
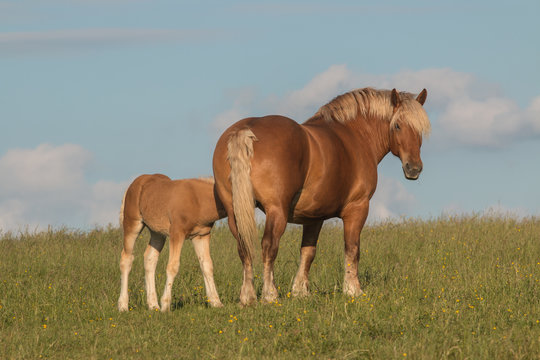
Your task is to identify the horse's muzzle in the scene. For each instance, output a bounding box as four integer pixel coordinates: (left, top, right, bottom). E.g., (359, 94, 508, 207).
(403, 162, 423, 180)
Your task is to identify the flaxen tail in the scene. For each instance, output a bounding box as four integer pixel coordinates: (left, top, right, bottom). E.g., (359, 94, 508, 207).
(119, 188, 128, 228)
(227, 129, 258, 263)
(119, 174, 150, 229)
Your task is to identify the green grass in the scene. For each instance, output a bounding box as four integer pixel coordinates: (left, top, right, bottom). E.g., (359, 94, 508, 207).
(1, 216, 539, 359)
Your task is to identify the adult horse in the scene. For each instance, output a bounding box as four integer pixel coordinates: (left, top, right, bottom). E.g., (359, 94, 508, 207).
(212, 88, 431, 305)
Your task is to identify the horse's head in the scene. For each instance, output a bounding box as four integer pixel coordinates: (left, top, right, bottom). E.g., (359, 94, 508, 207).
(389, 88, 430, 180)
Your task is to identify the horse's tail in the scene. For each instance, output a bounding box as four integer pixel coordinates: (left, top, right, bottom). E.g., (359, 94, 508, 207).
(227, 128, 258, 263)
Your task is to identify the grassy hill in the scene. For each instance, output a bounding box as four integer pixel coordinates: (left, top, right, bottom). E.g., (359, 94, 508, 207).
(1, 216, 539, 359)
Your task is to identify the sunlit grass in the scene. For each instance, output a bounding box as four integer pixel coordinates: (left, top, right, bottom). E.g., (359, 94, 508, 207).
(1, 215, 539, 359)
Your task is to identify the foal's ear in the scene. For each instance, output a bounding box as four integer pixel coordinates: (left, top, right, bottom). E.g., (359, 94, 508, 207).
(416, 88, 427, 105)
(391, 88, 401, 107)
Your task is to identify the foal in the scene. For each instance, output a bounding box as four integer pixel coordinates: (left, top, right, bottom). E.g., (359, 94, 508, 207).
(117, 174, 226, 312)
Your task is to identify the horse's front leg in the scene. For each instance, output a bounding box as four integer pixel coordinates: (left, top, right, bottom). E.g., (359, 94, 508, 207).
(291, 220, 323, 297)
(341, 200, 369, 297)
(192, 233, 223, 308)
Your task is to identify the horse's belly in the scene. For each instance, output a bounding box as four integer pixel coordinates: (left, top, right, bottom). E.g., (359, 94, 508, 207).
(289, 190, 341, 223)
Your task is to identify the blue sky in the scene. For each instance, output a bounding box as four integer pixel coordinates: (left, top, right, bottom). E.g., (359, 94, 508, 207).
(1, 0, 539, 231)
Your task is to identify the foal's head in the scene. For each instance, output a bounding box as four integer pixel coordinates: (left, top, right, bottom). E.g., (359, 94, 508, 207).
(388, 89, 430, 180)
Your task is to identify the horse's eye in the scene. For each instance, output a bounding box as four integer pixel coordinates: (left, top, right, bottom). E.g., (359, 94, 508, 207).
(395, 123, 401, 130)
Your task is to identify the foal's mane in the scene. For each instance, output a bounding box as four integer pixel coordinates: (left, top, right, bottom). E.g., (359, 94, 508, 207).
(309, 88, 431, 137)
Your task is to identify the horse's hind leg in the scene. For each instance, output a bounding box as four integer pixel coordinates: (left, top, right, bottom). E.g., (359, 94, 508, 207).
(227, 214, 257, 306)
(144, 231, 166, 310)
(192, 232, 223, 307)
(292, 220, 323, 297)
(160, 226, 186, 312)
(118, 219, 144, 312)
(261, 206, 288, 303)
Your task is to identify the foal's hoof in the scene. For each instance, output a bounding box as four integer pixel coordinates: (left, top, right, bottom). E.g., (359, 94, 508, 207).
(209, 300, 224, 308)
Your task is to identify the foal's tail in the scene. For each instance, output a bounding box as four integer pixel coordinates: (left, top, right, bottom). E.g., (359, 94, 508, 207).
(119, 188, 128, 228)
(227, 128, 258, 263)
(119, 174, 151, 230)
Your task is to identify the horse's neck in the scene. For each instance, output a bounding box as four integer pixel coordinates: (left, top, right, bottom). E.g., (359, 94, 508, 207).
(343, 115, 391, 164)
(303, 114, 392, 163)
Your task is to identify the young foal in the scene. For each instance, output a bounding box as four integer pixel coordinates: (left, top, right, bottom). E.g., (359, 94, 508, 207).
(117, 174, 226, 312)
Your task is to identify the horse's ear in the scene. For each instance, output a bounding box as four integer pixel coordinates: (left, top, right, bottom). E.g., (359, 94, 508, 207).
(416, 88, 427, 106)
(391, 88, 401, 107)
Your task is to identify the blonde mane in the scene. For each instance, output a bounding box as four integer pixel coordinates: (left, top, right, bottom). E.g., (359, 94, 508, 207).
(311, 88, 431, 137)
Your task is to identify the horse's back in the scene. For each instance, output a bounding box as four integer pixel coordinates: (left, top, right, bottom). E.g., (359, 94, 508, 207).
(167, 178, 224, 229)
(250, 116, 308, 194)
(122, 174, 170, 222)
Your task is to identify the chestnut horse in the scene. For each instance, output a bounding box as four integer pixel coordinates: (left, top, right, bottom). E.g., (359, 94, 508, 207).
(117, 174, 226, 312)
(213, 88, 431, 305)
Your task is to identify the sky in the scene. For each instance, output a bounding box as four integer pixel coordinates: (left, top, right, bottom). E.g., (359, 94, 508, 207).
(1, 0, 539, 231)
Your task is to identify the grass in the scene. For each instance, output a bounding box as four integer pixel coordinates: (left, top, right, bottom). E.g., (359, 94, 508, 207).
(1, 215, 539, 359)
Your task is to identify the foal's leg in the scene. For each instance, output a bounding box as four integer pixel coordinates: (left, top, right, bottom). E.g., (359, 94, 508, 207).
(160, 227, 186, 312)
(192, 233, 223, 307)
(341, 200, 369, 297)
(118, 219, 144, 312)
(144, 231, 166, 310)
(292, 220, 323, 297)
(261, 206, 288, 303)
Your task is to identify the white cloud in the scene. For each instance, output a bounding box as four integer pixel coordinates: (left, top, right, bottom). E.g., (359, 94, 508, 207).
(361, 68, 540, 147)
(213, 65, 540, 148)
(0, 28, 221, 55)
(212, 65, 357, 133)
(0, 144, 127, 232)
(0, 199, 26, 231)
(368, 177, 416, 223)
(211, 88, 257, 135)
(0, 144, 91, 195)
(89, 180, 130, 226)
(525, 96, 540, 133)
(437, 97, 521, 147)
(276, 64, 353, 119)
